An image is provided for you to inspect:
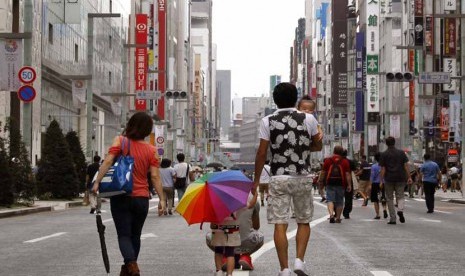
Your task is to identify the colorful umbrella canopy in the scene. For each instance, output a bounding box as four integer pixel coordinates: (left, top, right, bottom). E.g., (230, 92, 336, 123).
(176, 170, 253, 225)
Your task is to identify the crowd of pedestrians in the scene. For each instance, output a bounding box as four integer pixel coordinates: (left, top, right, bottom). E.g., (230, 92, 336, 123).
(88, 83, 462, 276)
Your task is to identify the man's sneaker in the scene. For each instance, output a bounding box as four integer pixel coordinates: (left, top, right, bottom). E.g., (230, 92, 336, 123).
(278, 268, 291, 276)
(294, 258, 309, 276)
(397, 211, 405, 223)
(383, 210, 388, 219)
(387, 221, 397, 225)
(238, 254, 254, 270)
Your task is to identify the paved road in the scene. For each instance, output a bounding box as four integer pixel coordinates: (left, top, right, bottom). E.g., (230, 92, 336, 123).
(1, 194, 464, 276)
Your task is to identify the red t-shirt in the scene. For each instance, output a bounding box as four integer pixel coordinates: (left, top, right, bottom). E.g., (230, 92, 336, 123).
(323, 155, 350, 188)
(108, 136, 160, 198)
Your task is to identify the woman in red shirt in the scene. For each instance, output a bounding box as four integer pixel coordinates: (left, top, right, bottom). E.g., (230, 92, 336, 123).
(92, 112, 165, 276)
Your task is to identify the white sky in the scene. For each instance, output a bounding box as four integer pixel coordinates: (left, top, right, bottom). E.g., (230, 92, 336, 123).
(212, 0, 305, 98)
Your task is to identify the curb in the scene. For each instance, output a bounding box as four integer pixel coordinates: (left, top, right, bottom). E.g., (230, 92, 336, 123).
(0, 206, 52, 219)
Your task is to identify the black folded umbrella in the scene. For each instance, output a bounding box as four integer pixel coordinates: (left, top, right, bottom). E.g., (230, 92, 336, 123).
(96, 197, 110, 275)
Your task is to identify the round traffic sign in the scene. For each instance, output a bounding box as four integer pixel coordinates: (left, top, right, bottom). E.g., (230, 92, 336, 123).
(156, 136, 165, 144)
(18, 66, 37, 84)
(17, 85, 36, 103)
(157, 148, 164, 156)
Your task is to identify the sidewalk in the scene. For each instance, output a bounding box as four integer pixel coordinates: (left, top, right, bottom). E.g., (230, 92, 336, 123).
(0, 198, 85, 219)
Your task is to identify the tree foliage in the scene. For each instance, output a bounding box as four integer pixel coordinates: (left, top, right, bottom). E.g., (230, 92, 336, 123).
(0, 122, 14, 206)
(6, 118, 36, 205)
(65, 131, 87, 192)
(37, 120, 79, 199)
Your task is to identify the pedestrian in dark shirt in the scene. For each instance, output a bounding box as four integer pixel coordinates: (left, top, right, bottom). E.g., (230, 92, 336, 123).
(342, 150, 357, 219)
(419, 154, 441, 213)
(379, 137, 412, 225)
(357, 155, 372, 206)
(86, 155, 101, 214)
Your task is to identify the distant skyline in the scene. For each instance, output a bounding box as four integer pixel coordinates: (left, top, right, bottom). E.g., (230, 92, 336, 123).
(213, 0, 305, 98)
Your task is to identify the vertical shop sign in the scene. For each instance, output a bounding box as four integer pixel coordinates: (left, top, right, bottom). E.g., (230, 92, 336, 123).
(444, 18, 456, 56)
(443, 58, 457, 91)
(414, 0, 423, 16)
(157, 0, 167, 119)
(425, 16, 433, 55)
(355, 32, 365, 132)
(331, 0, 348, 108)
(449, 95, 460, 142)
(440, 107, 449, 141)
(444, 0, 457, 11)
(135, 14, 148, 110)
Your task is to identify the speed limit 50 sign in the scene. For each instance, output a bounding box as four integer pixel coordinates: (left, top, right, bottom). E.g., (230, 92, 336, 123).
(18, 66, 37, 84)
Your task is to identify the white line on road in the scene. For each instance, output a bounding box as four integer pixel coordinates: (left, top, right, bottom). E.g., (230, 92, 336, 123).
(141, 233, 158, 240)
(434, 210, 452, 214)
(414, 198, 426, 202)
(251, 213, 329, 262)
(371, 271, 394, 276)
(419, 218, 441, 223)
(102, 218, 113, 223)
(24, 232, 67, 243)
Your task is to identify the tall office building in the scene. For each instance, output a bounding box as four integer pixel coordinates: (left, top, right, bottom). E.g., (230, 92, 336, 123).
(217, 70, 231, 140)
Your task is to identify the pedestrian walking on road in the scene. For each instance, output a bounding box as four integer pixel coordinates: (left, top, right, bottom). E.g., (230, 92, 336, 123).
(258, 160, 271, 206)
(253, 82, 321, 276)
(86, 155, 101, 214)
(92, 112, 165, 276)
(319, 146, 352, 223)
(370, 153, 387, 219)
(173, 153, 195, 202)
(357, 155, 371, 206)
(379, 137, 412, 225)
(159, 158, 176, 216)
(342, 150, 357, 219)
(449, 165, 460, 192)
(419, 154, 441, 213)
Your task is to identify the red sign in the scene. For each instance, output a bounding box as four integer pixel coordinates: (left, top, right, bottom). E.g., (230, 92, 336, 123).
(444, 18, 456, 56)
(157, 0, 166, 119)
(18, 66, 37, 83)
(440, 107, 449, 141)
(135, 14, 148, 111)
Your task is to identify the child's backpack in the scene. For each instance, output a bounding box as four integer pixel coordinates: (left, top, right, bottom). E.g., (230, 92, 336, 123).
(326, 158, 344, 184)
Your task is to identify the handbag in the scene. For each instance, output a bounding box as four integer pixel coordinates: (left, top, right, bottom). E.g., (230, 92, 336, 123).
(97, 137, 134, 197)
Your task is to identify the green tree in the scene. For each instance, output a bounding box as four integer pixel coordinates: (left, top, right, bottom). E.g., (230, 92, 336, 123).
(6, 118, 36, 205)
(65, 131, 87, 192)
(0, 122, 14, 206)
(37, 120, 79, 199)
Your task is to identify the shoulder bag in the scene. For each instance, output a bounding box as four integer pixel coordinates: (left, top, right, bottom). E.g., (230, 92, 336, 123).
(97, 137, 134, 197)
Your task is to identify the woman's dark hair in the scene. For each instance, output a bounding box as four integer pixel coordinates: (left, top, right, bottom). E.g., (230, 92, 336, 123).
(123, 112, 153, 140)
(273, 82, 298, 108)
(176, 153, 185, 162)
(297, 95, 316, 109)
(160, 158, 172, 168)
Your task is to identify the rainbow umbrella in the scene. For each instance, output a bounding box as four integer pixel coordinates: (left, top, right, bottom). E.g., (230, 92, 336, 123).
(176, 170, 253, 225)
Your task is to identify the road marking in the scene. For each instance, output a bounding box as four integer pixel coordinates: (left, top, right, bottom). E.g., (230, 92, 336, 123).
(419, 218, 441, 223)
(231, 271, 249, 275)
(102, 218, 113, 223)
(141, 233, 158, 240)
(251, 215, 329, 261)
(414, 198, 425, 202)
(24, 232, 67, 243)
(371, 271, 394, 276)
(434, 210, 452, 214)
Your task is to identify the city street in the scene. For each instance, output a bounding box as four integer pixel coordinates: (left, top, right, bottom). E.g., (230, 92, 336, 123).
(1, 194, 465, 276)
